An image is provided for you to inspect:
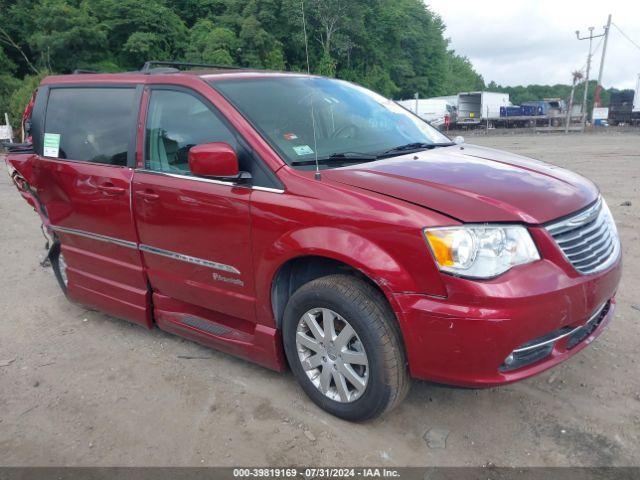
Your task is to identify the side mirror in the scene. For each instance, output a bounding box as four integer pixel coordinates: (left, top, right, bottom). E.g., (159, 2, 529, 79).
(453, 136, 465, 145)
(188, 142, 249, 180)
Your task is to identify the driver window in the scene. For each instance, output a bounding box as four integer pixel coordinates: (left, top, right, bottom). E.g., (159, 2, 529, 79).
(145, 89, 237, 174)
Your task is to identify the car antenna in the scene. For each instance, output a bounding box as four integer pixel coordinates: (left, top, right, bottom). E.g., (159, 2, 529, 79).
(301, 0, 321, 181)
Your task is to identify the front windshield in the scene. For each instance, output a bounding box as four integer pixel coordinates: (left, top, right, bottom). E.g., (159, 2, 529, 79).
(210, 76, 452, 169)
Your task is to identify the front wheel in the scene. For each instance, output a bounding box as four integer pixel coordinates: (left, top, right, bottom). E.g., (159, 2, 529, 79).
(282, 275, 410, 421)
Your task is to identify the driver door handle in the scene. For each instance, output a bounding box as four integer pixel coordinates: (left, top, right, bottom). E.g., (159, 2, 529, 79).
(97, 183, 126, 195)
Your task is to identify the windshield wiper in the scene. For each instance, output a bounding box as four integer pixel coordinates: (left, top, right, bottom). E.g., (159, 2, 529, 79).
(290, 142, 455, 166)
(291, 152, 378, 166)
(378, 142, 455, 158)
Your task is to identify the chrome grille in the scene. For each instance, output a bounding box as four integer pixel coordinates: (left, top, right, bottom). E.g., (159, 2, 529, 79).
(546, 197, 620, 275)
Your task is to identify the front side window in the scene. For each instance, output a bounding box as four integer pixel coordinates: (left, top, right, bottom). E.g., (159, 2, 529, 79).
(211, 77, 452, 169)
(44, 87, 135, 166)
(145, 89, 237, 174)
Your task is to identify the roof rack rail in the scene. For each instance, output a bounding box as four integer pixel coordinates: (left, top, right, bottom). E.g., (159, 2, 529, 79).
(73, 69, 99, 74)
(141, 61, 245, 73)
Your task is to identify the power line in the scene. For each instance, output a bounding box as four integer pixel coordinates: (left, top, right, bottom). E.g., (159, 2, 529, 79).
(593, 35, 605, 54)
(611, 22, 640, 52)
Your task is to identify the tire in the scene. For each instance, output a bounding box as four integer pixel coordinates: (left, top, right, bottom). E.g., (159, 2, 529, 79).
(49, 240, 68, 296)
(282, 274, 410, 421)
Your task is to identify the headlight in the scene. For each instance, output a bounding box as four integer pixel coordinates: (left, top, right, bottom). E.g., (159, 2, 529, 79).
(424, 225, 540, 278)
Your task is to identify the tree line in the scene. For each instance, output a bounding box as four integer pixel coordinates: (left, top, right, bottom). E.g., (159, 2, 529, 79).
(0, 0, 629, 129)
(1, 0, 484, 125)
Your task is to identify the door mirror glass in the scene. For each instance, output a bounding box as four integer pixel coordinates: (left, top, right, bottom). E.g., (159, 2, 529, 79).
(453, 135, 465, 145)
(188, 142, 240, 178)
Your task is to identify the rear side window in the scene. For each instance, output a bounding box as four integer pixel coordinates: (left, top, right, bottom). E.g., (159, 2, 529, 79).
(44, 88, 136, 166)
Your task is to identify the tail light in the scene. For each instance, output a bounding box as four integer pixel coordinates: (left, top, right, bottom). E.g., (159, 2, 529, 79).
(21, 89, 37, 143)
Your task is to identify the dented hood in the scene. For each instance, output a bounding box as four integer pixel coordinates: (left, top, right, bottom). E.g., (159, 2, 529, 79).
(323, 144, 599, 224)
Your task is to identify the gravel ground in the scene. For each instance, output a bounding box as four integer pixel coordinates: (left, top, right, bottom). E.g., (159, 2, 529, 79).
(0, 131, 639, 467)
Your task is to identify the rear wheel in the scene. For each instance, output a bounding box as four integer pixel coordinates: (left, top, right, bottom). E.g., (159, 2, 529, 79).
(49, 241, 68, 295)
(282, 274, 409, 421)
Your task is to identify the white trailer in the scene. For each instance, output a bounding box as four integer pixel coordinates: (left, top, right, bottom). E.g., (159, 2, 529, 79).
(396, 98, 455, 128)
(428, 95, 459, 108)
(456, 91, 510, 125)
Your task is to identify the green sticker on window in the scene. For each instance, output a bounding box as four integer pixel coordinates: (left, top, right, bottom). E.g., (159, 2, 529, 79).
(43, 133, 61, 157)
(293, 145, 314, 156)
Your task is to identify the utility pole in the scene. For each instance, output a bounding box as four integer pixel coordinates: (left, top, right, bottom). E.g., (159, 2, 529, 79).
(576, 26, 606, 132)
(594, 14, 612, 107)
(635, 73, 640, 113)
(565, 70, 583, 133)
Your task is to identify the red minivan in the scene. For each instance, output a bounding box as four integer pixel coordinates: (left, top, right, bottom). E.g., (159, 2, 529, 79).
(5, 63, 622, 420)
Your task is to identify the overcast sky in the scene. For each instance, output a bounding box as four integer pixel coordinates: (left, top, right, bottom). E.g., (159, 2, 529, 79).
(425, 0, 640, 89)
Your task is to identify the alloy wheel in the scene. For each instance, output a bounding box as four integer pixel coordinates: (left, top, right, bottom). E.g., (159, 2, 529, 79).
(295, 308, 369, 403)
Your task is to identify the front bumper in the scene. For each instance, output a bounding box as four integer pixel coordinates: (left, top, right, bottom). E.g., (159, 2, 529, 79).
(394, 229, 622, 387)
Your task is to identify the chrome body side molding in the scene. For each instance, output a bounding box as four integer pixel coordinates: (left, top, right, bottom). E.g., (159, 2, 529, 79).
(134, 169, 285, 193)
(51, 225, 240, 275)
(52, 225, 138, 249)
(138, 244, 241, 275)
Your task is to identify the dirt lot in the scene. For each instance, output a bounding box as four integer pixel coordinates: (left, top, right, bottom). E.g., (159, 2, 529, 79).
(1, 131, 639, 467)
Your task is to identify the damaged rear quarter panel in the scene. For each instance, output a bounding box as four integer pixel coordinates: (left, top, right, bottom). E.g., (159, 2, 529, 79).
(5, 153, 51, 229)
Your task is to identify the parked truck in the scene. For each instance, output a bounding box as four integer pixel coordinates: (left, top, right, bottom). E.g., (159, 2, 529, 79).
(608, 90, 635, 125)
(607, 81, 640, 126)
(521, 99, 566, 117)
(455, 91, 510, 127)
(496, 98, 568, 128)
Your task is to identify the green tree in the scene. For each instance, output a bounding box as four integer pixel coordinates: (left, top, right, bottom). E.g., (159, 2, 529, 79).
(186, 19, 238, 65)
(8, 71, 48, 126)
(29, 0, 107, 72)
(0, 1, 40, 76)
(88, 0, 188, 68)
(165, 0, 229, 27)
(0, 47, 17, 74)
(1, 0, 490, 119)
(0, 47, 21, 121)
(237, 1, 286, 69)
(316, 52, 336, 77)
(122, 32, 170, 67)
(444, 51, 485, 94)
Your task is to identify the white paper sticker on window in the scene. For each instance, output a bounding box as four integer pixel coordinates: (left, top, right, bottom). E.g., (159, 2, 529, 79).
(293, 145, 314, 155)
(43, 133, 61, 157)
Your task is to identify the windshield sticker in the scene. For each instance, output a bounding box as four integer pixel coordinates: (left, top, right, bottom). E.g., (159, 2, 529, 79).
(283, 132, 298, 140)
(293, 145, 314, 155)
(43, 133, 61, 157)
